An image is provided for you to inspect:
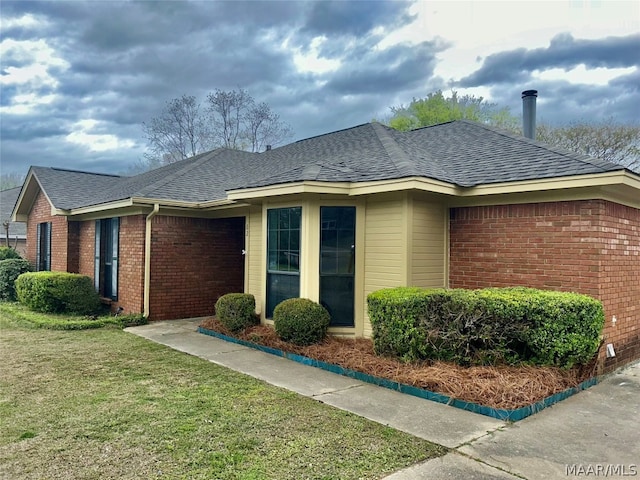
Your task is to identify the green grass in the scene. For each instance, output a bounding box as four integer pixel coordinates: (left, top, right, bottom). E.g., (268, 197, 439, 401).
(0, 307, 446, 479)
(0, 301, 146, 330)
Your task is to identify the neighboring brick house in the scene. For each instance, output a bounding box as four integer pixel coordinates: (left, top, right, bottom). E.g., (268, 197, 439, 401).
(12, 119, 640, 373)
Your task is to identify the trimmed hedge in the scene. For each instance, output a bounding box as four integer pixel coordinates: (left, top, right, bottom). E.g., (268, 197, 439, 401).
(274, 298, 331, 346)
(0, 258, 33, 301)
(367, 287, 604, 368)
(16, 271, 101, 315)
(215, 293, 257, 332)
(0, 247, 21, 261)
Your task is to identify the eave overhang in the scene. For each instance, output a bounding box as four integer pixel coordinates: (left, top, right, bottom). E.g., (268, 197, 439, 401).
(226, 170, 640, 209)
(11, 169, 55, 222)
(13, 168, 640, 221)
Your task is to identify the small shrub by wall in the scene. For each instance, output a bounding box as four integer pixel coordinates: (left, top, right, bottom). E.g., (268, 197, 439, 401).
(274, 298, 331, 346)
(215, 293, 257, 332)
(367, 287, 604, 368)
(0, 247, 21, 261)
(0, 259, 33, 301)
(16, 272, 101, 315)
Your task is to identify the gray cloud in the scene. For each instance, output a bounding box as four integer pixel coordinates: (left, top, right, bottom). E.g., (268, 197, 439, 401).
(459, 33, 640, 87)
(1, 1, 637, 179)
(300, 0, 413, 38)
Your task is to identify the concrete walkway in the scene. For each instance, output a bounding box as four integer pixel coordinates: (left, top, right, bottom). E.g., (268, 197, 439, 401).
(126, 319, 640, 480)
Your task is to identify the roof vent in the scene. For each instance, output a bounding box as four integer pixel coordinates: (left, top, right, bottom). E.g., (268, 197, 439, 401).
(521, 90, 537, 140)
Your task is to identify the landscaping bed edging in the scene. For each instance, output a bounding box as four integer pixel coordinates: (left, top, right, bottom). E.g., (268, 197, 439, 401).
(198, 326, 598, 421)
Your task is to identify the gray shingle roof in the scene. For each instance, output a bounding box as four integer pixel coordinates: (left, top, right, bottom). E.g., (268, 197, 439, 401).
(245, 121, 626, 188)
(28, 120, 632, 210)
(1, 187, 26, 238)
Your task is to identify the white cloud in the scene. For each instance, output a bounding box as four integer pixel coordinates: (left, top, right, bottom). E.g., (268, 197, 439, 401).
(292, 36, 342, 74)
(378, 1, 640, 94)
(0, 38, 69, 114)
(1, 13, 44, 30)
(66, 119, 136, 152)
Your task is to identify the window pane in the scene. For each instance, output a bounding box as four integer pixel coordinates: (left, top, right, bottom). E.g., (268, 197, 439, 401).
(267, 207, 301, 274)
(267, 272, 300, 318)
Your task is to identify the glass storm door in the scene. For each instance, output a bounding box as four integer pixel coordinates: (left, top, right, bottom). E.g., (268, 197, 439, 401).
(320, 206, 355, 327)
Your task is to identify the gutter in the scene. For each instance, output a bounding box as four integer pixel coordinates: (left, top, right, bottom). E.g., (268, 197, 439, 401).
(143, 203, 160, 318)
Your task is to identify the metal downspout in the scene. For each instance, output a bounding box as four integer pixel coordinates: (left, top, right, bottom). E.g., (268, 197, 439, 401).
(144, 204, 160, 318)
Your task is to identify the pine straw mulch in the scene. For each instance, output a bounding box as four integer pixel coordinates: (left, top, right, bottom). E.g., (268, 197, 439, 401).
(199, 317, 597, 410)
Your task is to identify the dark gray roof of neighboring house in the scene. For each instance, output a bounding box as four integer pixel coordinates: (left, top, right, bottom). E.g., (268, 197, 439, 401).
(1, 187, 27, 238)
(26, 120, 633, 210)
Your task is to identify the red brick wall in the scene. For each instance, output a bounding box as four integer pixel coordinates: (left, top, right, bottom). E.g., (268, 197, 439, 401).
(76, 215, 146, 316)
(149, 215, 245, 321)
(597, 202, 640, 371)
(77, 221, 95, 278)
(117, 215, 145, 316)
(449, 200, 640, 373)
(26, 191, 73, 272)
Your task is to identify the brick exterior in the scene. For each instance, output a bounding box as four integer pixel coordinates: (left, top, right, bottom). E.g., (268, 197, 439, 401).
(26, 191, 75, 272)
(117, 215, 146, 316)
(450, 200, 640, 373)
(76, 215, 146, 316)
(149, 215, 245, 321)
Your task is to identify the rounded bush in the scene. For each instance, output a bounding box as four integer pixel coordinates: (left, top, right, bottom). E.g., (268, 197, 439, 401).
(273, 298, 331, 346)
(16, 271, 101, 315)
(0, 247, 21, 261)
(0, 258, 33, 301)
(215, 293, 257, 332)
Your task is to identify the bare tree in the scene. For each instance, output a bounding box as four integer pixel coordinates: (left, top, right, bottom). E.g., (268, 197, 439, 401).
(142, 90, 293, 169)
(537, 119, 640, 172)
(207, 89, 293, 152)
(245, 102, 293, 153)
(207, 89, 252, 150)
(142, 95, 211, 165)
(0, 172, 25, 191)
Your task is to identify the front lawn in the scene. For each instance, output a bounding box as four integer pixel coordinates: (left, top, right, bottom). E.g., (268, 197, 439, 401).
(0, 307, 445, 479)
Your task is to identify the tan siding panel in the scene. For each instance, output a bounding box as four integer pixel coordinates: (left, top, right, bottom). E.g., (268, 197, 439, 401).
(363, 197, 406, 336)
(246, 206, 263, 314)
(411, 201, 447, 288)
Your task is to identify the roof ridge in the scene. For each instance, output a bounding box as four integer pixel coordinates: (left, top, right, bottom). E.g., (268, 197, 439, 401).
(47, 166, 122, 178)
(290, 122, 371, 146)
(135, 149, 229, 197)
(371, 123, 416, 176)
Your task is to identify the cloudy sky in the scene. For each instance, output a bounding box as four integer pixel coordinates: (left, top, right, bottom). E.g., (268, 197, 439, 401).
(1, 0, 639, 178)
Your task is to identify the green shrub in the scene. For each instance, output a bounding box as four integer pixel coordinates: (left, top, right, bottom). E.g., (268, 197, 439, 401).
(114, 313, 148, 328)
(274, 298, 331, 346)
(367, 286, 604, 368)
(366, 287, 432, 361)
(510, 289, 605, 368)
(16, 272, 101, 315)
(0, 258, 33, 301)
(215, 293, 257, 332)
(0, 247, 21, 261)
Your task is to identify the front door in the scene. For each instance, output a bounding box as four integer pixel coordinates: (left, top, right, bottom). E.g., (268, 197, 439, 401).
(319, 206, 355, 327)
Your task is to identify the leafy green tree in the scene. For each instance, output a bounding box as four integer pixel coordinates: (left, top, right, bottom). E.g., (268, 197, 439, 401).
(387, 90, 518, 131)
(387, 91, 639, 172)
